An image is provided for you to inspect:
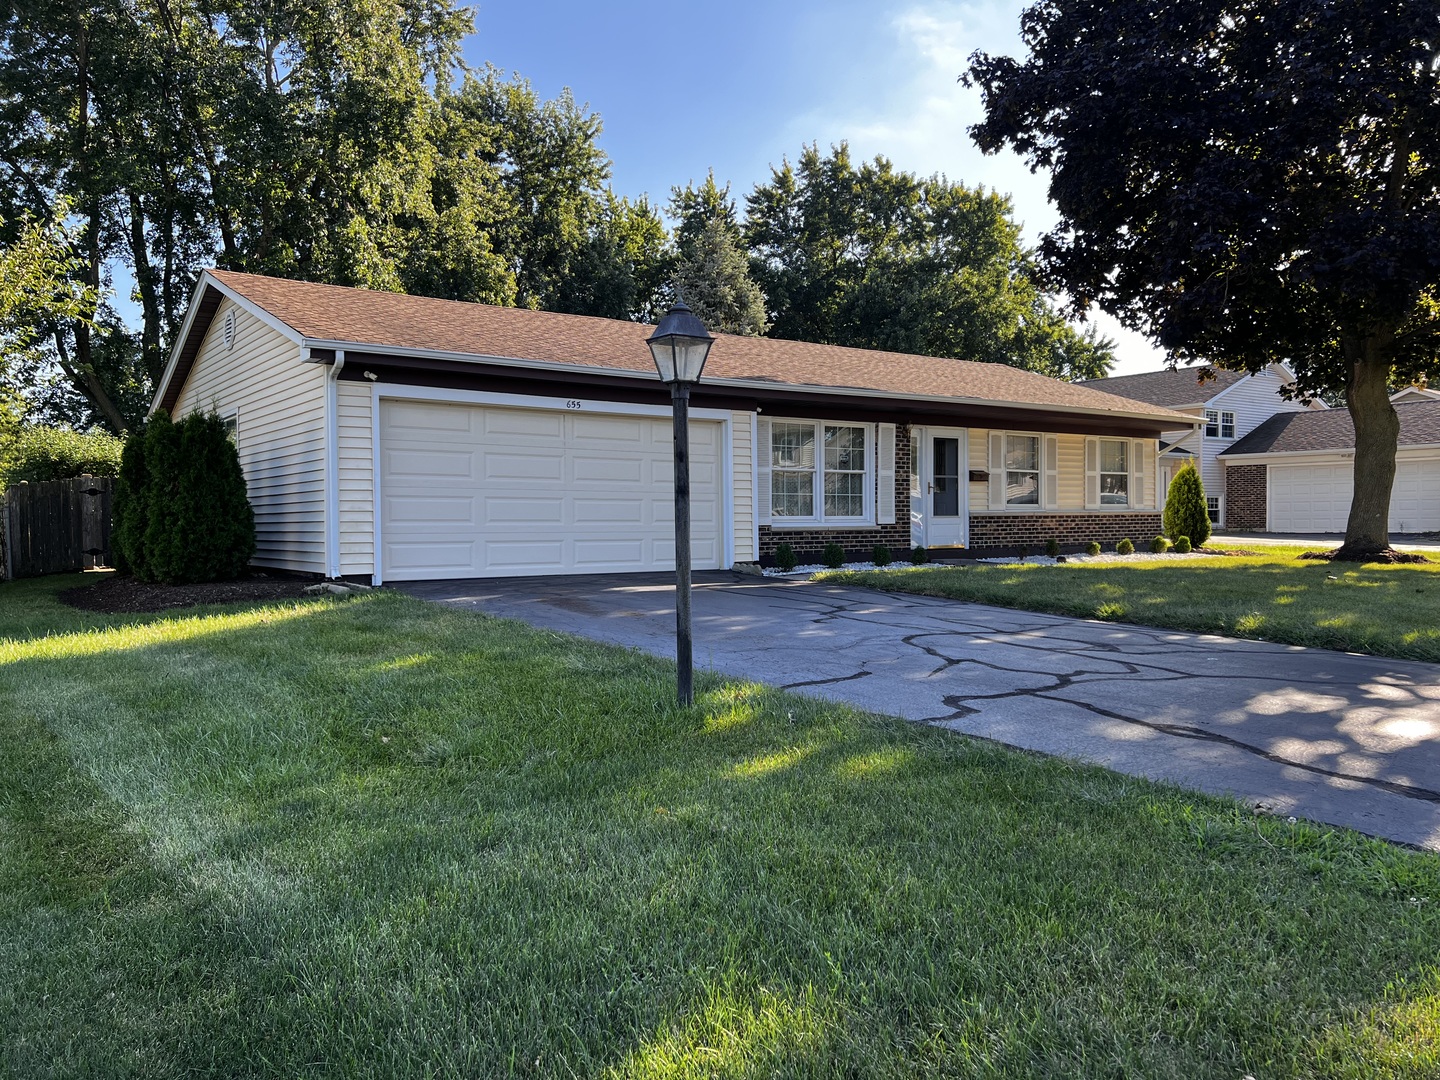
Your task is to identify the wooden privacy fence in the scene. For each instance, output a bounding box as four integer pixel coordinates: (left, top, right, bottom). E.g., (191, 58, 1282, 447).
(1, 476, 113, 579)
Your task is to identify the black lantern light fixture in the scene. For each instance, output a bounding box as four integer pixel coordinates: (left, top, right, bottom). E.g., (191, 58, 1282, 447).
(647, 301, 714, 705)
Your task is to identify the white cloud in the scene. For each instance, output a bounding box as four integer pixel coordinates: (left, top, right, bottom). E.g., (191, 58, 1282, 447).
(790, 2, 1166, 375)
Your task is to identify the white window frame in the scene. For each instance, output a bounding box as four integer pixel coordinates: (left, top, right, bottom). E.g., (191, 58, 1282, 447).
(1098, 438, 1129, 507)
(1004, 433, 1042, 507)
(1205, 410, 1236, 439)
(1207, 495, 1224, 525)
(766, 418, 875, 528)
(987, 430, 1059, 511)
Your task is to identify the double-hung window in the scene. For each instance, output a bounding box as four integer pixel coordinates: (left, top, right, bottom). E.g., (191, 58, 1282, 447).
(769, 420, 872, 524)
(1098, 439, 1129, 505)
(1004, 434, 1040, 506)
(1205, 410, 1235, 439)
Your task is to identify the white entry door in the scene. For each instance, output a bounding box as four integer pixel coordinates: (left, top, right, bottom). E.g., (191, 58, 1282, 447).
(379, 399, 724, 580)
(923, 428, 968, 547)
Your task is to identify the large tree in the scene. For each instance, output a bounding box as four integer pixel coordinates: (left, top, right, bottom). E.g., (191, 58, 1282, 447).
(967, 0, 1440, 558)
(744, 143, 1114, 380)
(668, 175, 768, 335)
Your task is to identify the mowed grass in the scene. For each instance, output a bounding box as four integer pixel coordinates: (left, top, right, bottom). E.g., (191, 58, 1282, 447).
(824, 545, 1440, 662)
(2, 575, 1439, 1079)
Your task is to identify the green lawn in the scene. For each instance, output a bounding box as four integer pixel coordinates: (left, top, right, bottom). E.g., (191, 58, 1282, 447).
(823, 545, 1440, 662)
(2, 574, 1438, 1078)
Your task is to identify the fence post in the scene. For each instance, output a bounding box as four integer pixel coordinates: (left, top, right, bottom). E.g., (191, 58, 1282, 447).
(1, 486, 11, 581)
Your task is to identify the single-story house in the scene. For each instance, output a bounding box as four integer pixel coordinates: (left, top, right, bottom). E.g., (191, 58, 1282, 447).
(1219, 401, 1440, 533)
(152, 271, 1198, 582)
(1081, 365, 1323, 526)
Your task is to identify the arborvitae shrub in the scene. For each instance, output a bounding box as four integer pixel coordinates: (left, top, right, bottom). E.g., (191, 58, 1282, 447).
(114, 411, 255, 583)
(1163, 460, 1212, 548)
(1174, 535, 1192, 553)
(1116, 538, 1135, 555)
(872, 544, 892, 566)
(1085, 541, 1101, 556)
(910, 545, 929, 564)
(1045, 538, 1061, 558)
(821, 542, 846, 569)
(1150, 535, 1170, 554)
(774, 543, 797, 571)
(1016, 545, 1031, 561)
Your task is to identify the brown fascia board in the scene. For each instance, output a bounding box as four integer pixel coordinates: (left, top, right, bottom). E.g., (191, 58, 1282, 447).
(339, 351, 1181, 438)
(155, 282, 224, 415)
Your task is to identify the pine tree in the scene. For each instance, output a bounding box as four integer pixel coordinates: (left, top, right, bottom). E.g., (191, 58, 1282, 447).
(1163, 460, 1211, 548)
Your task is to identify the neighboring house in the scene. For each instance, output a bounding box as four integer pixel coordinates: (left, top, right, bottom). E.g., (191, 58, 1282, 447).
(1081, 365, 1323, 526)
(1392, 385, 1440, 404)
(152, 271, 1196, 582)
(1218, 402, 1440, 533)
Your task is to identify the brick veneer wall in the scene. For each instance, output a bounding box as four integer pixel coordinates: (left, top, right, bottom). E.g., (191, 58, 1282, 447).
(1224, 463, 1267, 530)
(757, 424, 913, 564)
(967, 512, 1164, 549)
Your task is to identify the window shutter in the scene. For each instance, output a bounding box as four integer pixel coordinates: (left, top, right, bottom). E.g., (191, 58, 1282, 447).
(1084, 438, 1100, 509)
(1043, 435, 1059, 510)
(756, 417, 772, 524)
(877, 423, 896, 524)
(988, 432, 1005, 509)
(1131, 440, 1148, 508)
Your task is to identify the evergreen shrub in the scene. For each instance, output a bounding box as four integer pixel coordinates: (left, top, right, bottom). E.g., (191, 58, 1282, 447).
(872, 544, 892, 566)
(1045, 538, 1061, 558)
(1150, 535, 1170, 553)
(821, 542, 846, 569)
(1116, 538, 1135, 555)
(774, 543, 797, 572)
(1085, 541, 1101, 556)
(1174, 535, 1192, 553)
(910, 545, 929, 564)
(1163, 460, 1211, 548)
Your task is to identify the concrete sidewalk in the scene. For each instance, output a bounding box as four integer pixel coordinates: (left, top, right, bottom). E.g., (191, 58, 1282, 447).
(403, 573, 1440, 850)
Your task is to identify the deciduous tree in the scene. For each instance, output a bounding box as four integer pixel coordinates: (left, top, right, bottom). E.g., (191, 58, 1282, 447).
(967, 0, 1440, 557)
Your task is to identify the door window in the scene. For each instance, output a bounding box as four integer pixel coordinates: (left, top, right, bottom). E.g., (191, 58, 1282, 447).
(932, 437, 960, 516)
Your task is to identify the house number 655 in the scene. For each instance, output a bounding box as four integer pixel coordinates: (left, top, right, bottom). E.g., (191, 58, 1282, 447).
(565, 400, 582, 409)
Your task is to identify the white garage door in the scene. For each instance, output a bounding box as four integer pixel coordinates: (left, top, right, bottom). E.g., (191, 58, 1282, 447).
(380, 400, 724, 580)
(1269, 460, 1440, 533)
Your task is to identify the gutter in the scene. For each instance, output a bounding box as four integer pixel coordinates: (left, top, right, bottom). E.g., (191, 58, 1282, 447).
(325, 350, 346, 579)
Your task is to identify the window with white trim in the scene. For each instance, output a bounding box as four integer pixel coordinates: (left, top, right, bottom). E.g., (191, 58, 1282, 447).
(1004, 434, 1040, 505)
(769, 420, 872, 524)
(1205, 410, 1235, 439)
(1207, 496, 1223, 524)
(1098, 439, 1129, 506)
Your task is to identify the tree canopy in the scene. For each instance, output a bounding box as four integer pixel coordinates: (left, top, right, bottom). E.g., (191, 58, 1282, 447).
(967, 0, 1440, 556)
(668, 175, 768, 336)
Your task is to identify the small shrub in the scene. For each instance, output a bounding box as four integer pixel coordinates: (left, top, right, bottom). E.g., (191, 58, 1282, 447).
(1163, 460, 1211, 548)
(910, 545, 929, 564)
(774, 543, 797, 572)
(1016, 545, 1031, 561)
(1085, 541, 1101, 557)
(872, 544, 892, 566)
(821, 542, 846, 569)
(1174, 535, 1192, 553)
(1044, 538, 1061, 558)
(1116, 538, 1135, 555)
(1150, 535, 1170, 554)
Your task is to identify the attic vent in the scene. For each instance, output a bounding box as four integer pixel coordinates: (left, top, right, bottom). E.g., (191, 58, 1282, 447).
(222, 309, 237, 350)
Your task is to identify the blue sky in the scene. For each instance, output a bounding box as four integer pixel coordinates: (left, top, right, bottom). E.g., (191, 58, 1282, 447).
(466, 0, 1166, 374)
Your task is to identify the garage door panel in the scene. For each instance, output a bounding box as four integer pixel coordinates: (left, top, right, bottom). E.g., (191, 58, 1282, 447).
(1270, 464, 1353, 532)
(1391, 461, 1440, 532)
(381, 400, 724, 579)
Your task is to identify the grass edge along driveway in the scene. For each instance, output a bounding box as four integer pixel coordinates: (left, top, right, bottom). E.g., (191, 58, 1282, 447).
(822, 544, 1440, 663)
(1, 574, 1438, 1079)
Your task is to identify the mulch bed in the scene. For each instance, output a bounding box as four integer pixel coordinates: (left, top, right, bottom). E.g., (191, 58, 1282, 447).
(1299, 548, 1433, 565)
(60, 572, 316, 614)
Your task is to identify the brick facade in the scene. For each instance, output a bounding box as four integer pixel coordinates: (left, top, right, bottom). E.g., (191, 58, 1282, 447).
(757, 424, 914, 564)
(967, 512, 1164, 551)
(1223, 463, 1267, 530)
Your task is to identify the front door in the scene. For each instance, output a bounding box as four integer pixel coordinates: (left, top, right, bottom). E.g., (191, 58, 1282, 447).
(925, 429, 968, 547)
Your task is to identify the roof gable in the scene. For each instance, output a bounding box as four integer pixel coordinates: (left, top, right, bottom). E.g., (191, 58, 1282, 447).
(1079, 366, 1249, 408)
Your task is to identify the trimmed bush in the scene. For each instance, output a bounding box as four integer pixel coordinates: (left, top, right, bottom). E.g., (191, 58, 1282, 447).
(1085, 541, 1101, 557)
(1044, 538, 1061, 558)
(910, 545, 929, 565)
(113, 411, 255, 583)
(821, 542, 846, 569)
(0, 425, 124, 488)
(1150, 535, 1170, 554)
(774, 543, 797, 572)
(1116, 538, 1135, 555)
(872, 544, 892, 566)
(1174, 535, 1193, 554)
(1016, 545, 1031, 561)
(1163, 460, 1211, 548)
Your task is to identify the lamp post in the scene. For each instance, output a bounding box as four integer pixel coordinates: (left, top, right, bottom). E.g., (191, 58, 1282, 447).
(647, 301, 714, 706)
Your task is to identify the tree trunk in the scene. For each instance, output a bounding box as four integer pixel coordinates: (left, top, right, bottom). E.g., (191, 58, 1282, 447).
(127, 192, 165, 383)
(1337, 340, 1400, 558)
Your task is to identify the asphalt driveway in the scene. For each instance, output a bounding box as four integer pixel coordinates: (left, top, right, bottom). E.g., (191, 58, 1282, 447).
(401, 572, 1440, 850)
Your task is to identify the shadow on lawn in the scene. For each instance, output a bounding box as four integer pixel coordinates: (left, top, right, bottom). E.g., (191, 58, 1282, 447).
(3, 585, 1439, 1077)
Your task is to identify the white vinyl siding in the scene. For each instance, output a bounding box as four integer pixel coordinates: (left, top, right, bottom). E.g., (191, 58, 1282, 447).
(731, 411, 755, 562)
(1200, 369, 1317, 493)
(172, 298, 324, 574)
(337, 381, 375, 577)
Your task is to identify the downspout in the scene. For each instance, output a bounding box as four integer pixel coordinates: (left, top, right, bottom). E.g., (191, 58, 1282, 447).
(325, 350, 346, 579)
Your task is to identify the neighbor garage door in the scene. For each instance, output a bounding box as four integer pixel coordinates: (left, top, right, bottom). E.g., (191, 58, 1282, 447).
(1268, 460, 1440, 533)
(379, 400, 723, 580)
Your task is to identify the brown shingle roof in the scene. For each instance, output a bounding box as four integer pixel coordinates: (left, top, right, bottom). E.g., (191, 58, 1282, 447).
(170, 270, 1192, 422)
(1080, 366, 1248, 408)
(1221, 401, 1440, 456)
